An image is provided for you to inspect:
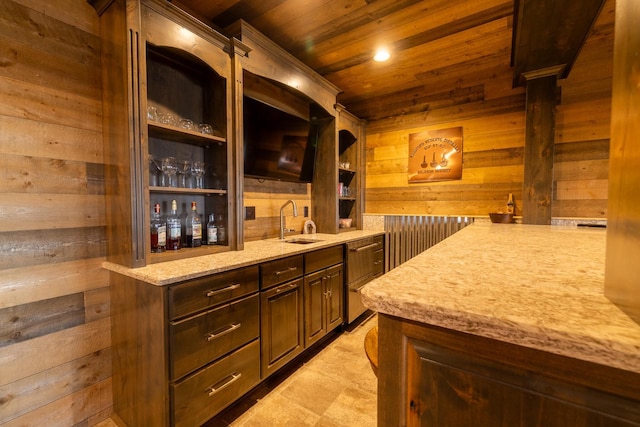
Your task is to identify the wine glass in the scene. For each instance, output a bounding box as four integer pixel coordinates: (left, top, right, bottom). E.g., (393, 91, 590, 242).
(191, 161, 206, 189)
(176, 160, 192, 188)
(148, 154, 161, 186)
(160, 156, 177, 187)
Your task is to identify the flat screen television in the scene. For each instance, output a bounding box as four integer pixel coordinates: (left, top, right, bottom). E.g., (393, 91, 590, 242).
(243, 96, 318, 183)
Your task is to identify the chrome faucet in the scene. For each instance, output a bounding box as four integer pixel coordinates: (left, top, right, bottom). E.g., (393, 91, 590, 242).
(279, 199, 298, 239)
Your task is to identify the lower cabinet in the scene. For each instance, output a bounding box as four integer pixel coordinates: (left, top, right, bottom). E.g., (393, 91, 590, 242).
(377, 314, 640, 427)
(260, 277, 304, 378)
(110, 265, 260, 427)
(304, 263, 343, 347)
(111, 240, 380, 426)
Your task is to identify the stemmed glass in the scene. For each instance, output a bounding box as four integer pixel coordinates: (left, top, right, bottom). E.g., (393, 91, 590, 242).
(160, 156, 177, 187)
(176, 160, 192, 188)
(191, 161, 206, 189)
(148, 154, 161, 187)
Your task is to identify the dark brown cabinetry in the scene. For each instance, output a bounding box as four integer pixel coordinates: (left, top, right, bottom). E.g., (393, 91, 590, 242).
(345, 235, 384, 324)
(110, 265, 260, 427)
(336, 104, 366, 232)
(378, 314, 640, 427)
(97, 0, 237, 268)
(260, 256, 305, 378)
(304, 246, 344, 347)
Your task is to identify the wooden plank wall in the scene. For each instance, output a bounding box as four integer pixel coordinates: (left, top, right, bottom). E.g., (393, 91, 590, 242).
(243, 178, 312, 241)
(364, 0, 614, 219)
(0, 1, 112, 425)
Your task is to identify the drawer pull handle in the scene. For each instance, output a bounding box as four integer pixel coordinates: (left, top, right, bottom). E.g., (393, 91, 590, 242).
(206, 283, 240, 297)
(207, 372, 242, 396)
(275, 266, 297, 276)
(206, 323, 241, 341)
(350, 242, 379, 252)
(374, 260, 382, 265)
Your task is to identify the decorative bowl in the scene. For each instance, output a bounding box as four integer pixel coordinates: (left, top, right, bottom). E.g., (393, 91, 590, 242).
(339, 218, 353, 228)
(489, 212, 514, 224)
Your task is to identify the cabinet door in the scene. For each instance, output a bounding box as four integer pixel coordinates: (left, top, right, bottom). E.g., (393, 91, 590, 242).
(260, 278, 304, 378)
(324, 264, 343, 332)
(304, 270, 327, 348)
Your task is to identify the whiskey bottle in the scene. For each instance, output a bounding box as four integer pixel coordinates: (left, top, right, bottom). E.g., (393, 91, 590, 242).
(185, 201, 202, 248)
(150, 203, 166, 253)
(166, 199, 181, 250)
(206, 213, 217, 245)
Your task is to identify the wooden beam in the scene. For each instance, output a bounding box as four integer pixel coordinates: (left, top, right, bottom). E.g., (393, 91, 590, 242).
(512, 0, 606, 86)
(522, 71, 558, 224)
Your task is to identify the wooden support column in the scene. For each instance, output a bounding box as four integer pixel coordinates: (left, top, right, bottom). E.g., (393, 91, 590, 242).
(605, 0, 640, 324)
(521, 67, 563, 225)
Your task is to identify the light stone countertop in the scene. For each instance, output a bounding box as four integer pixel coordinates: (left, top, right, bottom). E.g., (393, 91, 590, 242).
(103, 230, 383, 286)
(360, 222, 640, 374)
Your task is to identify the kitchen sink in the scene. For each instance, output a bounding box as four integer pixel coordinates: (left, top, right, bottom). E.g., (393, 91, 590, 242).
(283, 238, 323, 244)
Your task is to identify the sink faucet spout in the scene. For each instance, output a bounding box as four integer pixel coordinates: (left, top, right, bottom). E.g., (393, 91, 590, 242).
(279, 199, 298, 240)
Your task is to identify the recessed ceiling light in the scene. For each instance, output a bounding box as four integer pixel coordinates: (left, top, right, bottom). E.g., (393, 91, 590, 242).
(373, 48, 390, 62)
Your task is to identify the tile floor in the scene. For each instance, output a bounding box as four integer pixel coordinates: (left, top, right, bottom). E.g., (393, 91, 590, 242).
(97, 314, 377, 427)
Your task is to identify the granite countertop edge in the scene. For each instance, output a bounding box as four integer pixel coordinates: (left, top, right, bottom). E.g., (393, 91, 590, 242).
(360, 223, 640, 374)
(102, 230, 384, 286)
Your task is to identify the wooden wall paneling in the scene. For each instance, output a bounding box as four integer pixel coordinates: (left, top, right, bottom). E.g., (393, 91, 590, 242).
(0, 258, 108, 310)
(0, 317, 111, 387)
(554, 159, 609, 181)
(0, 1, 111, 426)
(1, 378, 112, 427)
(0, 293, 85, 348)
(243, 179, 312, 241)
(0, 348, 111, 424)
(366, 93, 525, 135)
(0, 116, 103, 163)
(0, 227, 106, 271)
(0, 5, 102, 100)
(84, 286, 112, 322)
(0, 194, 105, 232)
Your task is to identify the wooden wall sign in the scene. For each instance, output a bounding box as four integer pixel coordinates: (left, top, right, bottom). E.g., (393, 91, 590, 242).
(408, 127, 463, 182)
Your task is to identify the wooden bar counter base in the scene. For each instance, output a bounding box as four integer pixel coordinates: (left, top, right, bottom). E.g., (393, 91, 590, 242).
(361, 223, 640, 427)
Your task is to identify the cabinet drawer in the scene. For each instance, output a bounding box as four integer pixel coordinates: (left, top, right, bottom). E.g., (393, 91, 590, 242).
(260, 255, 303, 290)
(305, 245, 343, 274)
(169, 265, 259, 320)
(172, 339, 260, 427)
(170, 293, 259, 380)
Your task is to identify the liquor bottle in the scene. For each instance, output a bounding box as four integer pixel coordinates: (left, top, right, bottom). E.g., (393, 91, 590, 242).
(506, 193, 515, 214)
(206, 213, 218, 245)
(216, 214, 226, 244)
(150, 203, 166, 253)
(166, 199, 181, 250)
(185, 201, 202, 248)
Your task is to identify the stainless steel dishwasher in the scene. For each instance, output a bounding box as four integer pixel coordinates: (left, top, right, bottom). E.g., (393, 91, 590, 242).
(345, 235, 384, 324)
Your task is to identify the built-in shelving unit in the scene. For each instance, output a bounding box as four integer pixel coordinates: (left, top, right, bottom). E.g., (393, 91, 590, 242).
(145, 42, 232, 263)
(336, 105, 366, 232)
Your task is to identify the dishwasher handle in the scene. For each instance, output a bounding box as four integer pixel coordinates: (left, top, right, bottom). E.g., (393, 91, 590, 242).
(350, 242, 379, 252)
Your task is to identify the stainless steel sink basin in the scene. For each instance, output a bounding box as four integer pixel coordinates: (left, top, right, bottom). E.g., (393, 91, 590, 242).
(283, 238, 323, 244)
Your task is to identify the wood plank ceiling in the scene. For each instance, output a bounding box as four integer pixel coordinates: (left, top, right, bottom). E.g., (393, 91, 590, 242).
(171, 0, 606, 122)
